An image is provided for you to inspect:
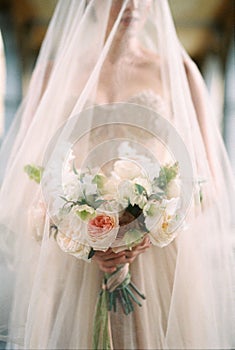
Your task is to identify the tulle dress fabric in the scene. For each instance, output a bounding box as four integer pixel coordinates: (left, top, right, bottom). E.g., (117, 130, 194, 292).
(0, 1, 234, 349)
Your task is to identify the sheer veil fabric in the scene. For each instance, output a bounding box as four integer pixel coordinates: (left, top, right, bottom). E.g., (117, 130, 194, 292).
(0, 1, 234, 349)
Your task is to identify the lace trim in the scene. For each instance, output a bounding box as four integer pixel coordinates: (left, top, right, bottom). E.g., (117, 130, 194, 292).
(85, 89, 169, 117)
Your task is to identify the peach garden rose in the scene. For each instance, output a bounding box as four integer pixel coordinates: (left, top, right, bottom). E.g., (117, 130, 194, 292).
(87, 213, 119, 250)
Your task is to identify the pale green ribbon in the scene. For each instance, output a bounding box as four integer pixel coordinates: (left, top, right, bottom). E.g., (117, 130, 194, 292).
(92, 263, 145, 350)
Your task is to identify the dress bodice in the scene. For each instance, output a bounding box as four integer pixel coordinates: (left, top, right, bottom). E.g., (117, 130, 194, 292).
(80, 89, 171, 168)
(127, 89, 168, 117)
(86, 89, 169, 117)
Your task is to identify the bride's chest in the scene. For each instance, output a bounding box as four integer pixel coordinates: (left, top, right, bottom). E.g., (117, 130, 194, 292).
(96, 63, 162, 105)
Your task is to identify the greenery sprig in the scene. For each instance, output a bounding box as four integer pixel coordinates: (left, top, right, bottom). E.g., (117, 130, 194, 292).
(24, 164, 44, 184)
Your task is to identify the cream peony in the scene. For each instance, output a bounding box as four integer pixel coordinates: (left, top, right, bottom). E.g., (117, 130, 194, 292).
(56, 232, 90, 260)
(57, 207, 87, 243)
(113, 159, 143, 180)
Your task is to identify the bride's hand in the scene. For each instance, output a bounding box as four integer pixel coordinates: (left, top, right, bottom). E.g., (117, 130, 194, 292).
(92, 236, 151, 273)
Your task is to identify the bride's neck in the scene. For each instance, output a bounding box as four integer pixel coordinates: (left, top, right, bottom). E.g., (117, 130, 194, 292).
(106, 36, 140, 64)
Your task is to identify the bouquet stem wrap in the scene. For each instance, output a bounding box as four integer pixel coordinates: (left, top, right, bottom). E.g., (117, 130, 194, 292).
(92, 263, 145, 350)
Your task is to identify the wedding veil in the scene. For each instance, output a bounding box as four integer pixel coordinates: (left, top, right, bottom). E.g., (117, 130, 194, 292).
(0, 1, 234, 349)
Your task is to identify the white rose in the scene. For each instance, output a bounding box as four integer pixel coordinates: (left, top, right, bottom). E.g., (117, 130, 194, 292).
(160, 198, 180, 216)
(118, 180, 133, 208)
(130, 192, 147, 209)
(118, 180, 148, 209)
(144, 200, 162, 231)
(80, 173, 97, 195)
(56, 232, 90, 261)
(148, 215, 178, 248)
(166, 179, 180, 199)
(62, 171, 82, 201)
(57, 208, 87, 243)
(144, 197, 180, 235)
(114, 159, 143, 180)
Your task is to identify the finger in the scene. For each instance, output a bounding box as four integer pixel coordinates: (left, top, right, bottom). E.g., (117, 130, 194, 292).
(95, 249, 125, 257)
(93, 259, 118, 273)
(101, 256, 128, 267)
(142, 237, 151, 248)
(99, 265, 117, 273)
(136, 236, 151, 248)
(132, 239, 151, 252)
(93, 248, 113, 257)
(124, 254, 138, 264)
(124, 244, 150, 259)
(93, 251, 125, 262)
(136, 241, 151, 251)
(126, 237, 149, 253)
(124, 253, 139, 261)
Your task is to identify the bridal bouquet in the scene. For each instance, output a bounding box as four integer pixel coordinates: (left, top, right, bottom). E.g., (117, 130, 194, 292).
(25, 152, 182, 349)
(25, 155, 181, 255)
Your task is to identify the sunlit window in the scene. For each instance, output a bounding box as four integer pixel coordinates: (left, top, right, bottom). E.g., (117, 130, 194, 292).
(0, 31, 6, 139)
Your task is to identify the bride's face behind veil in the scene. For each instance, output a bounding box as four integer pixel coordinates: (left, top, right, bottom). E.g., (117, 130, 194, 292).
(86, 0, 152, 41)
(83, 0, 161, 103)
(106, 0, 152, 41)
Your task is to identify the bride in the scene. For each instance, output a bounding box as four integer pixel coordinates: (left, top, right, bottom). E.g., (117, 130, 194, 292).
(0, 1, 234, 349)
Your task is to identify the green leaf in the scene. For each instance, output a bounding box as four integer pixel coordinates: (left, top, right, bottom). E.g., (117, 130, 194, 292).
(59, 205, 72, 215)
(24, 164, 44, 184)
(76, 207, 96, 221)
(88, 248, 95, 259)
(93, 199, 106, 209)
(148, 192, 164, 201)
(124, 229, 144, 248)
(49, 225, 58, 239)
(154, 162, 179, 191)
(84, 194, 105, 209)
(77, 197, 87, 205)
(85, 194, 97, 206)
(72, 160, 78, 175)
(135, 183, 146, 195)
(60, 195, 69, 202)
(92, 174, 106, 189)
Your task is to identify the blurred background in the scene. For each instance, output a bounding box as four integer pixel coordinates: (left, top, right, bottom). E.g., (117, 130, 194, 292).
(0, 0, 234, 171)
